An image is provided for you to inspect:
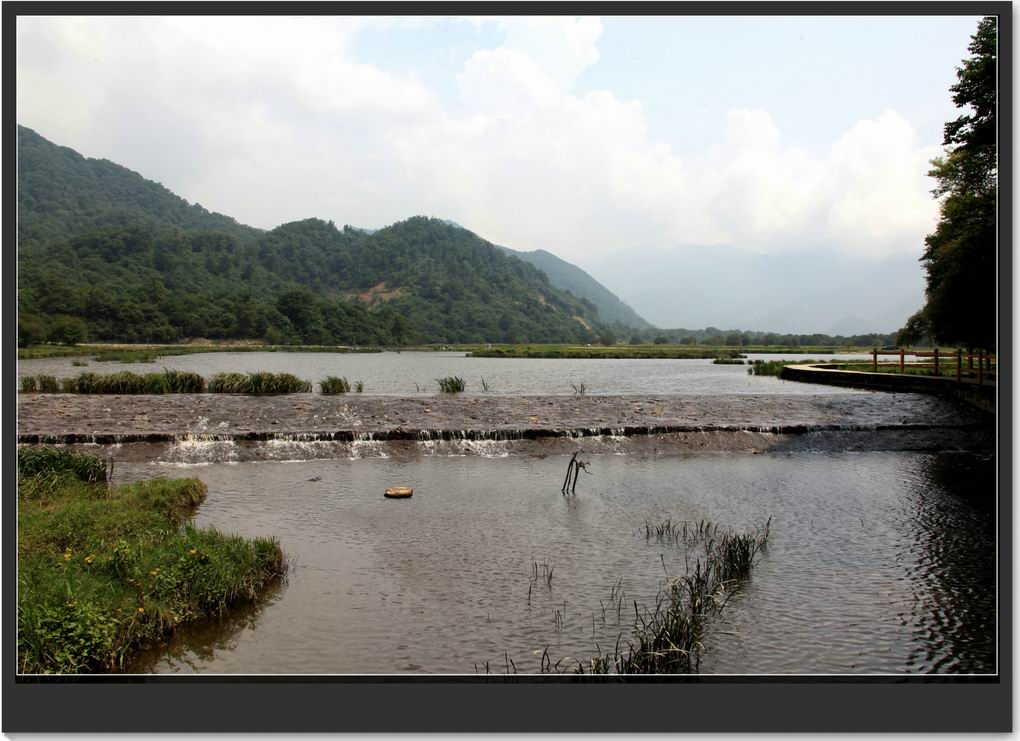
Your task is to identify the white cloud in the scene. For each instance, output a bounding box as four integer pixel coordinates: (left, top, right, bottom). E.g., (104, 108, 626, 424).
(495, 17, 603, 89)
(17, 16, 942, 263)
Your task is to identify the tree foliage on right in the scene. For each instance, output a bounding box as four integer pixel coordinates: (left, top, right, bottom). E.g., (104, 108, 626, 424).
(907, 16, 997, 349)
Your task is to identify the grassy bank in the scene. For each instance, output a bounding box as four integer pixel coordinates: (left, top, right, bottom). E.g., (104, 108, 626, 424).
(466, 344, 744, 359)
(835, 362, 997, 378)
(17, 447, 286, 673)
(18, 344, 384, 363)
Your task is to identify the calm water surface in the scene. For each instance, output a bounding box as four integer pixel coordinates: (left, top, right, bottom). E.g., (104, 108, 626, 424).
(122, 449, 995, 675)
(19, 351, 876, 396)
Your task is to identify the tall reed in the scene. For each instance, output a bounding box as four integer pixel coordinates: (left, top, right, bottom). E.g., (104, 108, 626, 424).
(556, 518, 772, 675)
(436, 376, 466, 393)
(22, 369, 205, 394)
(320, 376, 352, 394)
(208, 372, 311, 394)
(17, 446, 108, 484)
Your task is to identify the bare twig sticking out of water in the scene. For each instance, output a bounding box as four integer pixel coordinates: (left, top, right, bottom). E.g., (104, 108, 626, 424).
(561, 452, 578, 492)
(571, 382, 587, 397)
(561, 452, 592, 495)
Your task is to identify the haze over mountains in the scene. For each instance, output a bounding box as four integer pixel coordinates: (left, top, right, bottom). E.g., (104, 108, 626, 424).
(584, 244, 924, 335)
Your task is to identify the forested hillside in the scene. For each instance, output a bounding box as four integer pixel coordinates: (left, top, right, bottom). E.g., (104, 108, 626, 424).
(17, 126, 606, 345)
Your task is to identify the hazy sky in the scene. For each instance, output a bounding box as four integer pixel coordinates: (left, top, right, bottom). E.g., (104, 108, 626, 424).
(17, 14, 983, 264)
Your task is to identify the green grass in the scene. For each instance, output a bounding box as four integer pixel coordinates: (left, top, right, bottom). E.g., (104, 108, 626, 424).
(555, 519, 771, 675)
(18, 344, 385, 362)
(747, 359, 825, 377)
(320, 376, 352, 394)
(208, 371, 311, 394)
(436, 376, 467, 393)
(17, 450, 286, 673)
(466, 344, 744, 359)
(18, 446, 109, 484)
(22, 369, 206, 394)
(835, 362, 997, 378)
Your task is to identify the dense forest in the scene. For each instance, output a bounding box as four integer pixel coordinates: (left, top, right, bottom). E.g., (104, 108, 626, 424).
(17, 126, 605, 346)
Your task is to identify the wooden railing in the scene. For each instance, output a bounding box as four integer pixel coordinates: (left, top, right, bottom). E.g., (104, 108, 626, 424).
(867, 348, 996, 384)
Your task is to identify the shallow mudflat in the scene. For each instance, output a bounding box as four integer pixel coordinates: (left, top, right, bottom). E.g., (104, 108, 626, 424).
(18, 391, 991, 444)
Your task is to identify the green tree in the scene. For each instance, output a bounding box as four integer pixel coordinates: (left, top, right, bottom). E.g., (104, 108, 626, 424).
(915, 17, 997, 349)
(47, 315, 88, 345)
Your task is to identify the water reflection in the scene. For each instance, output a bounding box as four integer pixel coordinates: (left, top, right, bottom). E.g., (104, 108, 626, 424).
(131, 580, 286, 673)
(898, 453, 996, 672)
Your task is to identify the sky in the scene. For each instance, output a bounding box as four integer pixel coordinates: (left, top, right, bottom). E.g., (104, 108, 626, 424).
(17, 14, 984, 266)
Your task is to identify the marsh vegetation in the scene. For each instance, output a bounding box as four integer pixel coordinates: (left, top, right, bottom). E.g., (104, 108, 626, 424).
(17, 447, 285, 673)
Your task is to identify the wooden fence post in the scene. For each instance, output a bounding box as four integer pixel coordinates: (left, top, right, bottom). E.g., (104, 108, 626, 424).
(900, 350, 905, 373)
(956, 349, 962, 383)
(872, 348, 878, 372)
(933, 348, 939, 377)
(978, 353, 983, 385)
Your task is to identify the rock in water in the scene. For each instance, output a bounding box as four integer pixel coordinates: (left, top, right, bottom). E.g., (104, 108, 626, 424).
(384, 486, 413, 498)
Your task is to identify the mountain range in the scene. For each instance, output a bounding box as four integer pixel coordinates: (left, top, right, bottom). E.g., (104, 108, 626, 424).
(17, 125, 638, 345)
(584, 244, 924, 336)
(17, 124, 919, 344)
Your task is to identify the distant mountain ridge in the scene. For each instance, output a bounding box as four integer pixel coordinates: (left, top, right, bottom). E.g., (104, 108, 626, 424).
(586, 243, 924, 335)
(493, 245, 652, 329)
(438, 219, 651, 329)
(17, 125, 608, 345)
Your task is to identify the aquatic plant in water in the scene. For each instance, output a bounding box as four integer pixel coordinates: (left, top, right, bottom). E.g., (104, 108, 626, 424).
(320, 376, 352, 394)
(209, 372, 311, 395)
(436, 376, 466, 393)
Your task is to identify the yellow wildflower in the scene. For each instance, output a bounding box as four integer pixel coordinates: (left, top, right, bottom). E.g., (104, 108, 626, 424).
(84, 555, 94, 564)
(137, 607, 145, 614)
(63, 553, 72, 561)
(189, 548, 198, 555)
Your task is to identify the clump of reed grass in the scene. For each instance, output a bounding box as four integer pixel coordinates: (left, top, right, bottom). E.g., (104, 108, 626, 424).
(354, 381, 364, 393)
(20, 376, 38, 393)
(712, 358, 746, 365)
(18, 446, 108, 484)
(72, 360, 88, 367)
(41, 369, 206, 394)
(546, 518, 772, 675)
(436, 376, 466, 393)
(320, 376, 352, 395)
(17, 462, 286, 674)
(161, 369, 205, 393)
(208, 372, 311, 395)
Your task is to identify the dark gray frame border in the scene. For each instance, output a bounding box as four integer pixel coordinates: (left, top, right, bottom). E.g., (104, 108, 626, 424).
(3, 0, 1011, 733)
